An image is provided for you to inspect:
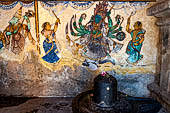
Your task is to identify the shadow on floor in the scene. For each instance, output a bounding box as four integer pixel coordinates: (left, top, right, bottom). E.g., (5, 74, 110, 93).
(0, 96, 73, 113)
(0, 96, 167, 113)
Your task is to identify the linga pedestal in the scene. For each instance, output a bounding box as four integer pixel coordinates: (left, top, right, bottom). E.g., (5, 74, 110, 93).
(72, 72, 162, 113)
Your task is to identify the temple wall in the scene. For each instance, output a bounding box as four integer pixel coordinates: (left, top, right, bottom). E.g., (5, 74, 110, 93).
(0, 1, 158, 97)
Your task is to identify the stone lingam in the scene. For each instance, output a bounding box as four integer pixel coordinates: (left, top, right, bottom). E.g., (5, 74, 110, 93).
(72, 72, 162, 113)
(93, 71, 117, 108)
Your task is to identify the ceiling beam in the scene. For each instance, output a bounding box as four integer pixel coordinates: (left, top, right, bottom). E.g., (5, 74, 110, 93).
(0, 0, 156, 3)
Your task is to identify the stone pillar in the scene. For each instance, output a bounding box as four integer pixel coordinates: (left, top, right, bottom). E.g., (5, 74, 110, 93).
(168, 73, 170, 92)
(147, 0, 170, 112)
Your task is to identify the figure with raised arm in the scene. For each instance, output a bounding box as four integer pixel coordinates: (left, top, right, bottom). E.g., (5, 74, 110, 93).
(126, 14, 146, 63)
(41, 17, 61, 63)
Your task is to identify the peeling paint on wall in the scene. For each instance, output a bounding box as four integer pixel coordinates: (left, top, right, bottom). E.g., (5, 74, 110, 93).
(0, 1, 159, 96)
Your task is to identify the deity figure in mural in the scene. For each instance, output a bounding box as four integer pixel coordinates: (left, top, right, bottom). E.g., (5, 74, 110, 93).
(66, 1, 126, 70)
(126, 14, 146, 63)
(0, 31, 5, 50)
(3, 7, 35, 54)
(41, 17, 61, 63)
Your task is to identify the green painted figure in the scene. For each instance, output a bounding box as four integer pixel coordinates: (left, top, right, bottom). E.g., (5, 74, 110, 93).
(67, 1, 124, 59)
(3, 7, 35, 54)
(66, 1, 126, 70)
(126, 15, 146, 63)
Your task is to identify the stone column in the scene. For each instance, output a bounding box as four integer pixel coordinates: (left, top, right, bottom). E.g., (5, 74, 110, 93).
(168, 73, 170, 92)
(147, 0, 170, 112)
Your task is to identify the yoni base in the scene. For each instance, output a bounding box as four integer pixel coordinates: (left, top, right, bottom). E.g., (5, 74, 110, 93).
(72, 90, 162, 113)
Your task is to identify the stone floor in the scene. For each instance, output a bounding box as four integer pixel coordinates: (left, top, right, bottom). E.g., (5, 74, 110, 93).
(158, 108, 169, 113)
(0, 97, 168, 113)
(0, 97, 73, 113)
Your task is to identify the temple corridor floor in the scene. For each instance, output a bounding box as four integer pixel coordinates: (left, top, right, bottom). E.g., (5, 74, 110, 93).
(0, 97, 168, 113)
(0, 97, 73, 113)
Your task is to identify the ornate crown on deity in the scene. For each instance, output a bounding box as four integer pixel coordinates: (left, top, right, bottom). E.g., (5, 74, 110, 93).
(94, 1, 108, 17)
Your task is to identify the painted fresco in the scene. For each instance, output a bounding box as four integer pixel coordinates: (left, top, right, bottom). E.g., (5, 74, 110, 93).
(4, 7, 35, 54)
(66, 1, 125, 70)
(0, 1, 158, 74)
(0, 1, 36, 63)
(41, 15, 61, 63)
(126, 14, 145, 64)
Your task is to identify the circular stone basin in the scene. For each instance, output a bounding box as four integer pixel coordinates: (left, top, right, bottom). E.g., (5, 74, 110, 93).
(72, 90, 162, 113)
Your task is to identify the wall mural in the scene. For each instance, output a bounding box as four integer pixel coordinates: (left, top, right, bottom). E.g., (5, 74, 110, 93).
(66, 1, 125, 70)
(0, 4, 36, 63)
(0, 1, 154, 73)
(4, 7, 35, 54)
(41, 14, 61, 63)
(126, 14, 145, 64)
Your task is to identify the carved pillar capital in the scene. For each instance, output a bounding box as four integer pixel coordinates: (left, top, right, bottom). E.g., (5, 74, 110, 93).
(147, 0, 170, 17)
